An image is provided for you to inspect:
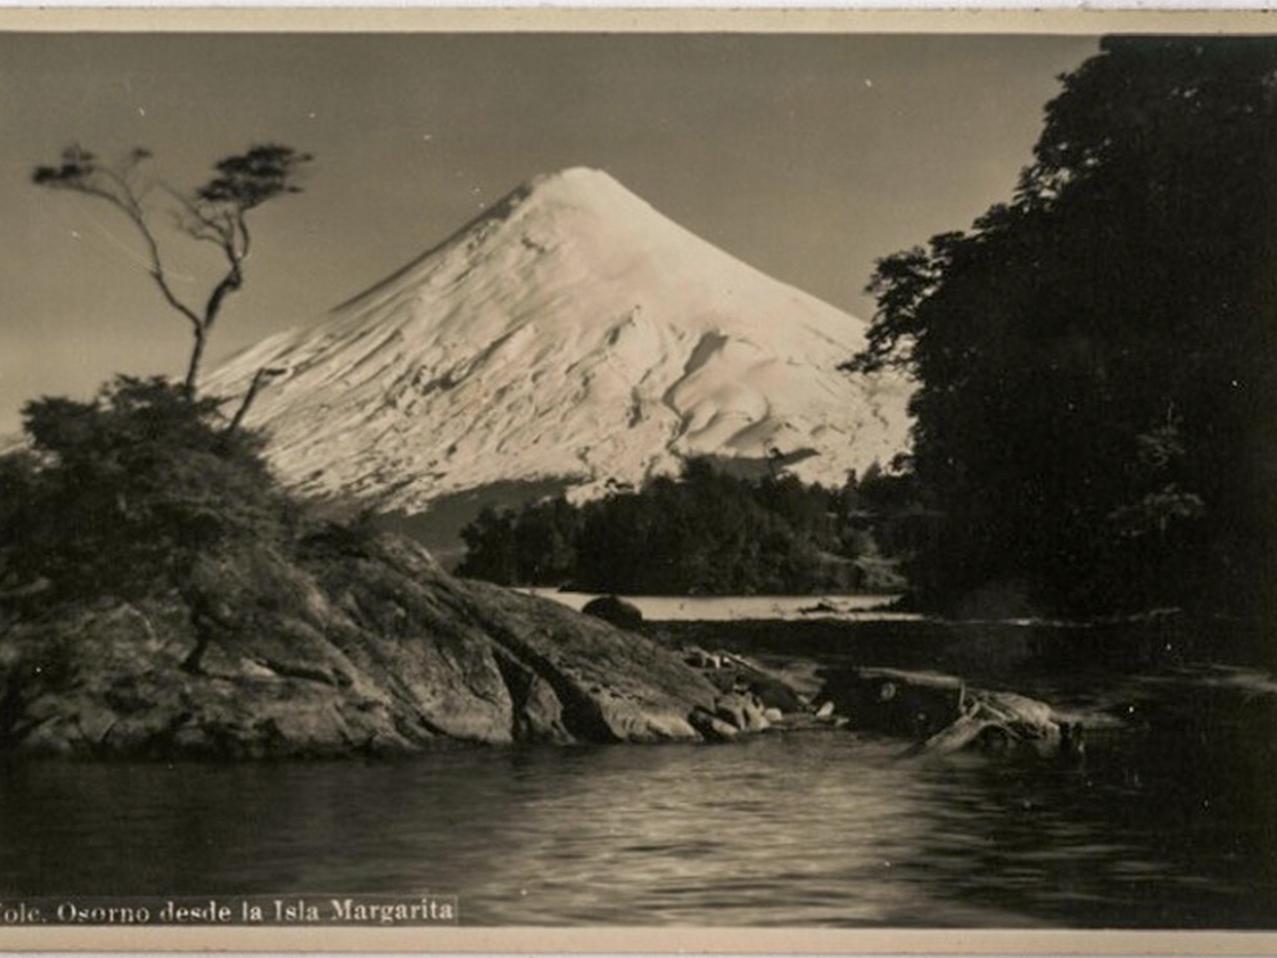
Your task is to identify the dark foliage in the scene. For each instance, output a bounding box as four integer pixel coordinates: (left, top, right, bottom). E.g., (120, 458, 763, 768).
(846, 38, 1277, 616)
(194, 144, 312, 209)
(0, 376, 295, 603)
(457, 459, 920, 595)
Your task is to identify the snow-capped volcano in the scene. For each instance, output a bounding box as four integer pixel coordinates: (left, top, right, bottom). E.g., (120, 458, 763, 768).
(205, 167, 911, 514)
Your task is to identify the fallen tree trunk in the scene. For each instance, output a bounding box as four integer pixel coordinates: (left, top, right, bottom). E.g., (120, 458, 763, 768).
(819, 666, 1080, 759)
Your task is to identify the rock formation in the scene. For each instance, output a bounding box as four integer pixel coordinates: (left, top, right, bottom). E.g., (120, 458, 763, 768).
(0, 530, 737, 757)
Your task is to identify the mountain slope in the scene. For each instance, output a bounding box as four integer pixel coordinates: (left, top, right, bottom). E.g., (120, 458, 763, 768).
(204, 167, 911, 514)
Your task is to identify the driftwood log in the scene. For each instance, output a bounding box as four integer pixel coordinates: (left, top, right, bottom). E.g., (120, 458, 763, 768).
(818, 666, 1082, 758)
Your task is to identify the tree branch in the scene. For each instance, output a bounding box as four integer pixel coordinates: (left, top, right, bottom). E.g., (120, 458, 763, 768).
(236, 212, 252, 261)
(202, 266, 242, 335)
(225, 366, 286, 435)
(160, 181, 248, 340)
(55, 178, 203, 333)
(35, 142, 312, 399)
(162, 183, 232, 247)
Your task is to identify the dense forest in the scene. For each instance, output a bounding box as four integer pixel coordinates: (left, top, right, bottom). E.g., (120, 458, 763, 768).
(456, 459, 924, 595)
(846, 37, 1277, 617)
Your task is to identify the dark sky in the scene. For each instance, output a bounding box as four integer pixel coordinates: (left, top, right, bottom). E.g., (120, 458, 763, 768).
(0, 31, 1099, 432)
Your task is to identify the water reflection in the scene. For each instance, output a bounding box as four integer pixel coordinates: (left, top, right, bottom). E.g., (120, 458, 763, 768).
(1, 701, 1274, 926)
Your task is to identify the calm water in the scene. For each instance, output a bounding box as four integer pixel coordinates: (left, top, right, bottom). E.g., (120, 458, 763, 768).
(518, 590, 911, 622)
(2, 696, 1274, 927)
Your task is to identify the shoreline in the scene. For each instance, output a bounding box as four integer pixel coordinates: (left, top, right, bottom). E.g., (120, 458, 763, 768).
(5, 568, 1271, 763)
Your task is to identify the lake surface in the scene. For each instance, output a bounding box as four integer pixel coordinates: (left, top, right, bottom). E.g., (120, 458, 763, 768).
(518, 589, 914, 622)
(2, 675, 1274, 927)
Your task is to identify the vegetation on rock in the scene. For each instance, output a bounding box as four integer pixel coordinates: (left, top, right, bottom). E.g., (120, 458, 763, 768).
(1, 376, 296, 605)
(0, 377, 734, 756)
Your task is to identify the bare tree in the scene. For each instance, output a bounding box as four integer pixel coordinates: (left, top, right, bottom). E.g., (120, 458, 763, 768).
(32, 143, 312, 396)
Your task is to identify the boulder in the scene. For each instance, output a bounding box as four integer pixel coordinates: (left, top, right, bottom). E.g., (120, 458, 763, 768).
(683, 647, 724, 670)
(685, 647, 806, 713)
(712, 692, 770, 732)
(581, 595, 644, 630)
(744, 674, 805, 714)
(741, 695, 770, 731)
(713, 694, 748, 730)
(688, 707, 739, 742)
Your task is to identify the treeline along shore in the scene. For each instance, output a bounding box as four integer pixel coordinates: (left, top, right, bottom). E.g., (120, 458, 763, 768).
(456, 458, 921, 597)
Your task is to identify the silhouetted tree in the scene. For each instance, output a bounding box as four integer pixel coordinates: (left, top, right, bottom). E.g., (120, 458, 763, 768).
(846, 37, 1277, 615)
(32, 144, 312, 396)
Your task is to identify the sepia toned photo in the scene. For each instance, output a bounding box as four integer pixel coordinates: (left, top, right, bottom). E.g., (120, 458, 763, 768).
(0, 11, 1274, 948)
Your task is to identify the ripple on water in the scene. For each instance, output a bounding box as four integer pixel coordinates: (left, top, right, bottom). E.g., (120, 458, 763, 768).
(0, 711, 1273, 926)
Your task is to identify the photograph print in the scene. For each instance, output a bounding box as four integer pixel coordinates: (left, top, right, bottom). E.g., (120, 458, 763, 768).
(0, 16, 1275, 934)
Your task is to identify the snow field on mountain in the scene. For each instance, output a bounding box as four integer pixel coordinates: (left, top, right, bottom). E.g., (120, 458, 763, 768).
(205, 167, 911, 512)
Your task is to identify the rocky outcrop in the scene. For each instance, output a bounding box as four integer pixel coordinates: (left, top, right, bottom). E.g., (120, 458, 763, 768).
(680, 645, 808, 713)
(673, 644, 838, 741)
(0, 530, 731, 758)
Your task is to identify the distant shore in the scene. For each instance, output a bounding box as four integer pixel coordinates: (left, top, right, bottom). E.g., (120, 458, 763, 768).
(516, 589, 911, 623)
